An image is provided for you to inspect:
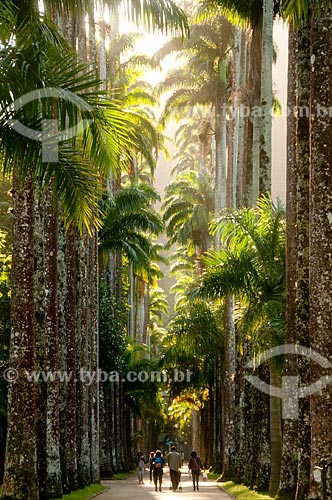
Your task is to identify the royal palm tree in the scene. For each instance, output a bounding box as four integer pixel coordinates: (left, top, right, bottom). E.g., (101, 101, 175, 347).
(147, 287, 168, 358)
(200, 195, 285, 494)
(162, 298, 223, 457)
(278, 3, 331, 498)
(0, 8, 130, 496)
(163, 170, 215, 260)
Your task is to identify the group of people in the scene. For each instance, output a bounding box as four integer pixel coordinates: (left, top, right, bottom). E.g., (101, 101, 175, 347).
(135, 446, 204, 492)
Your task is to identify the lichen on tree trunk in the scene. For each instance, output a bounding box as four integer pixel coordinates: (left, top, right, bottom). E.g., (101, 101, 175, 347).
(2, 173, 39, 500)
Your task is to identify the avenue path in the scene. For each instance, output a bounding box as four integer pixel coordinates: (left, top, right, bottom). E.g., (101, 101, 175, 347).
(96, 466, 233, 500)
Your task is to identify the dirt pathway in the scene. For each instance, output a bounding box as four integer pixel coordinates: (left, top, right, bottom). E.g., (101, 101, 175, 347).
(96, 466, 233, 500)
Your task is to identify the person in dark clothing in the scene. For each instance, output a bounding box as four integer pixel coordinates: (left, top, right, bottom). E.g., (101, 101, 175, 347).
(188, 450, 204, 491)
(152, 449, 164, 492)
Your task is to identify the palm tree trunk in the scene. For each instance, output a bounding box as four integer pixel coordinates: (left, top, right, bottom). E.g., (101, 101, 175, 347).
(269, 361, 282, 497)
(191, 409, 200, 454)
(236, 29, 247, 207)
(89, 232, 100, 482)
(34, 198, 47, 498)
(44, 189, 62, 497)
(278, 24, 299, 500)
(259, 0, 273, 195)
(213, 354, 223, 472)
(76, 234, 92, 486)
(65, 228, 78, 489)
(99, 384, 113, 478)
(249, 19, 262, 205)
(308, 7, 332, 499)
(215, 95, 227, 215)
(295, 19, 311, 500)
(221, 296, 235, 481)
(2, 174, 39, 500)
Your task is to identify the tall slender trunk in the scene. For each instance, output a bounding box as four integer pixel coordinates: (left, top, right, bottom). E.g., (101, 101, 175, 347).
(259, 0, 273, 195)
(76, 234, 91, 486)
(295, 20, 311, 500)
(269, 362, 282, 497)
(213, 354, 223, 472)
(236, 29, 247, 207)
(221, 296, 235, 481)
(277, 24, 299, 500)
(214, 95, 227, 215)
(191, 409, 200, 455)
(2, 174, 39, 500)
(34, 198, 47, 498)
(308, 7, 332, 499)
(44, 189, 62, 497)
(89, 232, 100, 482)
(249, 20, 262, 205)
(65, 228, 78, 489)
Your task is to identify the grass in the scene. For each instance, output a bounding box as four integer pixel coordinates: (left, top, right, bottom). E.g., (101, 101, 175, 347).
(206, 472, 221, 480)
(112, 472, 133, 480)
(221, 481, 273, 500)
(54, 483, 107, 500)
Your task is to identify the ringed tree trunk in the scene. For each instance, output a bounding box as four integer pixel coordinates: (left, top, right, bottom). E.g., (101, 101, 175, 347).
(249, 20, 262, 205)
(221, 295, 235, 481)
(308, 7, 332, 499)
(235, 29, 248, 208)
(213, 353, 223, 472)
(191, 409, 200, 455)
(89, 232, 100, 482)
(1, 174, 39, 500)
(64, 228, 78, 490)
(214, 92, 227, 217)
(277, 25, 299, 500)
(268, 361, 282, 497)
(259, 0, 273, 195)
(44, 188, 62, 497)
(76, 234, 91, 486)
(295, 20, 311, 500)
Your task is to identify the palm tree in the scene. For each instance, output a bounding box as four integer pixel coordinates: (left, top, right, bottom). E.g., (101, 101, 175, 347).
(201, 196, 286, 495)
(163, 170, 215, 260)
(162, 298, 223, 459)
(147, 287, 169, 358)
(99, 183, 164, 269)
(279, 3, 331, 498)
(155, 12, 234, 199)
(0, 9, 130, 497)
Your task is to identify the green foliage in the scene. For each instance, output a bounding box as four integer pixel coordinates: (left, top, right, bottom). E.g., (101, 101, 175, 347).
(154, 13, 234, 127)
(99, 182, 165, 284)
(123, 353, 167, 432)
(162, 299, 223, 396)
(98, 281, 167, 433)
(201, 195, 286, 350)
(53, 483, 107, 500)
(163, 170, 214, 253)
(0, 13, 130, 233)
(99, 279, 127, 373)
(120, 0, 190, 38)
(221, 481, 272, 500)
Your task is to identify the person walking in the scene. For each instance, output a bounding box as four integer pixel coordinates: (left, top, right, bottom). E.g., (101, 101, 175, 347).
(167, 445, 181, 491)
(136, 452, 146, 484)
(149, 451, 155, 482)
(152, 449, 164, 492)
(188, 450, 204, 491)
